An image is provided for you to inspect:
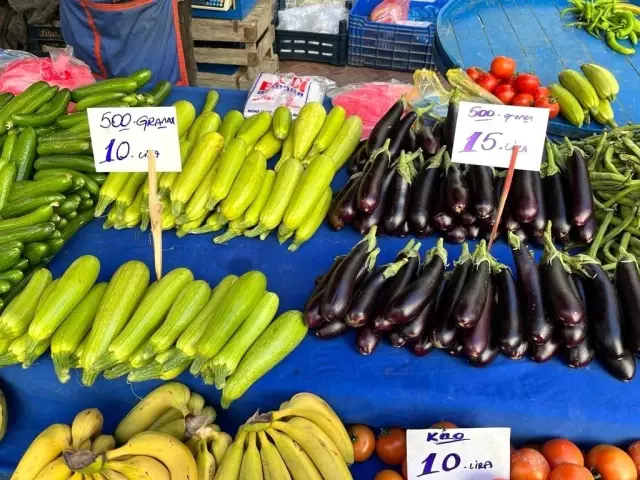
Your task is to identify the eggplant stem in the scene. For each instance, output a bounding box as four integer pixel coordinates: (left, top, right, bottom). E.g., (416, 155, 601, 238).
(542, 221, 571, 272)
(425, 237, 448, 267)
(397, 150, 419, 184)
(359, 224, 378, 253)
(382, 257, 409, 279)
(366, 138, 391, 167)
(472, 240, 489, 268)
(507, 230, 521, 250)
(427, 146, 447, 170)
(545, 139, 560, 176)
(365, 247, 380, 271)
(587, 209, 614, 258)
(454, 242, 471, 266)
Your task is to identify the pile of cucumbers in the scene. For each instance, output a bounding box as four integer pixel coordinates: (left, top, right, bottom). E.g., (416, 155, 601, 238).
(96, 94, 364, 251)
(0, 254, 308, 405)
(0, 71, 172, 311)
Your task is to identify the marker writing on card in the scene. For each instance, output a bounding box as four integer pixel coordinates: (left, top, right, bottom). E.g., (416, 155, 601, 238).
(459, 132, 527, 154)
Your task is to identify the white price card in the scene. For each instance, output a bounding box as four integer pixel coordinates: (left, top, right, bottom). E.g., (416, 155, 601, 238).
(451, 101, 549, 171)
(87, 107, 182, 173)
(407, 428, 511, 480)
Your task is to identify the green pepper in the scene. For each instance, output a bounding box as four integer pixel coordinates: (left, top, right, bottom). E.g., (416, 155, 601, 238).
(631, 31, 639, 45)
(606, 31, 636, 54)
(617, 11, 636, 36)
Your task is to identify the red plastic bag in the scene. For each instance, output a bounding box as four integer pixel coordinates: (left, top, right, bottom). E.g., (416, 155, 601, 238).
(370, 0, 409, 24)
(0, 48, 95, 95)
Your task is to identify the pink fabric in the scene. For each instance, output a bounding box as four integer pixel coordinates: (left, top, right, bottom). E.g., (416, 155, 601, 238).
(332, 83, 413, 139)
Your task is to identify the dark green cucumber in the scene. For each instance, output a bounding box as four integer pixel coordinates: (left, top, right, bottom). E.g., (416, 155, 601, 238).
(0, 223, 56, 243)
(71, 78, 138, 102)
(37, 131, 91, 144)
(57, 218, 68, 230)
(149, 80, 172, 106)
(12, 127, 37, 181)
(56, 195, 81, 216)
(34, 155, 95, 173)
(34, 125, 57, 136)
(60, 208, 94, 244)
(0, 193, 65, 218)
(13, 258, 29, 271)
(37, 139, 91, 156)
(50, 213, 62, 225)
(129, 69, 153, 88)
(0, 241, 23, 251)
(56, 112, 88, 129)
(0, 205, 54, 232)
(74, 92, 126, 111)
(0, 130, 17, 164)
(0, 93, 14, 111)
(36, 101, 53, 114)
(79, 198, 94, 211)
(76, 189, 91, 200)
(33, 168, 99, 196)
(11, 86, 59, 124)
(0, 246, 21, 272)
(64, 120, 90, 134)
(47, 237, 64, 255)
(24, 242, 50, 265)
(12, 89, 71, 128)
(65, 211, 78, 221)
(0, 81, 49, 129)
(93, 99, 129, 108)
(0, 281, 11, 294)
(0, 161, 16, 213)
(0, 269, 24, 285)
(89, 173, 107, 185)
(8, 175, 73, 202)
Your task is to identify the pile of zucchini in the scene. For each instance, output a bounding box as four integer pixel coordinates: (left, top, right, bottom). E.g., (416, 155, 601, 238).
(0, 72, 172, 310)
(97, 96, 364, 251)
(0, 255, 308, 403)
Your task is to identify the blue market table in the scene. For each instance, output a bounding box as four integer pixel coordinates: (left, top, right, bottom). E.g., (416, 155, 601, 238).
(0, 87, 639, 478)
(435, 0, 640, 138)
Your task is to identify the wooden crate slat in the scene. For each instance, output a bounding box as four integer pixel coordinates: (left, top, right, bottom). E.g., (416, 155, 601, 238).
(194, 26, 275, 67)
(197, 54, 279, 89)
(191, 0, 272, 43)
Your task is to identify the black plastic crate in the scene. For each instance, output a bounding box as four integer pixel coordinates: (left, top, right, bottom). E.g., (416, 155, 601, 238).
(274, 0, 350, 66)
(27, 22, 63, 42)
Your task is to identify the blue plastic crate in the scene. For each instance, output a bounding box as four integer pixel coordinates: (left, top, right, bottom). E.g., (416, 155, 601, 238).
(348, 0, 448, 71)
(192, 0, 258, 20)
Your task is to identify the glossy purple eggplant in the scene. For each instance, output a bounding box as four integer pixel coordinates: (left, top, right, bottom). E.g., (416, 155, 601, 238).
(416, 124, 440, 155)
(348, 140, 367, 174)
(467, 224, 481, 240)
(444, 157, 469, 214)
(373, 316, 395, 333)
(412, 330, 435, 357)
(383, 171, 411, 234)
(408, 147, 444, 235)
(357, 142, 391, 213)
(388, 111, 418, 160)
(328, 174, 362, 230)
(432, 178, 454, 232)
(514, 170, 539, 223)
(599, 350, 636, 381)
(567, 149, 593, 226)
(616, 252, 640, 354)
(356, 326, 380, 355)
(315, 255, 346, 287)
(495, 266, 526, 359)
(366, 100, 404, 156)
(459, 211, 476, 226)
(529, 337, 559, 363)
(463, 279, 494, 358)
(389, 330, 408, 348)
(559, 321, 586, 348)
(445, 225, 467, 244)
(529, 172, 546, 237)
(544, 172, 571, 240)
(574, 216, 597, 244)
(355, 166, 395, 234)
(443, 92, 460, 156)
(468, 165, 495, 219)
(400, 300, 433, 342)
(404, 128, 417, 152)
(304, 289, 327, 328)
(315, 320, 349, 339)
(454, 241, 491, 329)
(565, 337, 594, 368)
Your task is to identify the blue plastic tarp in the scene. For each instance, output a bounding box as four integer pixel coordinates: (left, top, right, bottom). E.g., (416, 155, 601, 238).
(0, 87, 638, 479)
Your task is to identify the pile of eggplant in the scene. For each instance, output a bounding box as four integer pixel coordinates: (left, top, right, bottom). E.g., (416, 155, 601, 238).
(332, 98, 595, 245)
(305, 223, 639, 381)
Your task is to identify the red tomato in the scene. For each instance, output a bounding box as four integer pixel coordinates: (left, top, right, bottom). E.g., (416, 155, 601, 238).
(542, 439, 584, 469)
(515, 73, 540, 94)
(500, 75, 517, 87)
(430, 421, 458, 429)
(550, 464, 594, 480)
(521, 445, 544, 453)
(512, 93, 534, 107)
(628, 441, 640, 475)
(490, 56, 517, 79)
(494, 84, 516, 104)
(476, 73, 500, 93)
(466, 67, 483, 82)
(533, 86, 550, 101)
(376, 428, 406, 466)
(534, 96, 560, 119)
(349, 424, 375, 463)
(375, 470, 403, 480)
(586, 445, 637, 480)
(511, 448, 551, 480)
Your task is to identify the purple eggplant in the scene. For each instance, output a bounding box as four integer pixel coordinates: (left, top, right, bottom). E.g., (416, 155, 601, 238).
(431, 244, 472, 348)
(373, 316, 394, 333)
(530, 337, 559, 363)
(416, 124, 440, 155)
(315, 320, 349, 339)
(599, 350, 636, 381)
(315, 255, 346, 287)
(320, 228, 379, 322)
(412, 330, 435, 357)
(567, 148, 593, 226)
(580, 260, 625, 359)
(454, 241, 491, 330)
(385, 238, 447, 324)
(356, 326, 380, 355)
(357, 141, 391, 213)
(574, 216, 597, 244)
(514, 170, 539, 223)
(508, 231, 553, 344)
(529, 172, 546, 237)
(615, 251, 640, 354)
(495, 265, 526, 359)
(443, 91, 460, 156)
(329, 173, 362, 230)
(559, 322, 586, 348)
(459, 212, 477, 226)
(366, 100, 404, 156)
(541, 223, 585, 326)
(304, 289, 327, 328)
(433, 178, 454, 232)
(383, 152, 416, 234)
(400, 300, 434, 342)
(468, 165, 495, 219)
(444, 154, 469, 214)
(404, 128, 417, 152)
(448, 340, 464, 357)
(389, 330, 408, 348)
(468, 340, 500, 367)
(445, 225, 467, 244)
(463, 279, 494, 358)
(467, 224, 481, 240)
(396, 221, 410, 237)
(565, 337, 594, 368)
(388, 111, 418, 160)
(544, 151, 571, 240)
(348, 140, 367, 174)
(409, 147, 444, 235)
(355, 166, 395, 234)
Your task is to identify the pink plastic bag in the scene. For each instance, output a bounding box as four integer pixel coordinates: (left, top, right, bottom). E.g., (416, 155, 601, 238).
(370, 0, 409, 24)
(0, 48, 95, 95)
(331, 82, 413, 139)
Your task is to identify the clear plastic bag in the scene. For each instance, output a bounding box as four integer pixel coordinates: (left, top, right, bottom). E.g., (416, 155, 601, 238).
(278, 4, 349, 34)
(0, 49, 36, 70)
(370, 0, 409, 24)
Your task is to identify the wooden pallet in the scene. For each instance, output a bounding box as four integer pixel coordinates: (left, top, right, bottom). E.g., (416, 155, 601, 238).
(191, 0, 273, 43)
(194, 26, 275, 67)
(197, 53, 279, 89)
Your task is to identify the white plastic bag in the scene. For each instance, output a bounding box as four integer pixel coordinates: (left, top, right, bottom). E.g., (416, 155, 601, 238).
(278, 4, 348, 34)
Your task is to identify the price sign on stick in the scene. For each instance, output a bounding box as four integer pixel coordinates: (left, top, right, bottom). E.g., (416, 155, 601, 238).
(451, 102, 549, 171)
(407, 428, 511, 480)
(87, 107, 182, 173)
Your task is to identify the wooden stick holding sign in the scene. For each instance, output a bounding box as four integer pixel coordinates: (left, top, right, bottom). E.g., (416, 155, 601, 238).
(487, 146, 519, 252)
(147, 150, 163, 280)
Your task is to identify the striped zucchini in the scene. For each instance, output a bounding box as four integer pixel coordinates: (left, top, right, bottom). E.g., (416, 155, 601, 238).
(237, 111, 272, 146)
(180, 163, 219, 224)
(113, 173, 147, 219)
(219, 110, 245, 148)
(275, 119, 296, 172)
(50, 282, 108, 383)
(245, 158, 304, 240)
(174, 100, 197, 137)
(141, 279, 211, 360)
(171, 131, 224, 216)
(95, 268, 194, 370)
(272, 106, 292, 140)
(254, 131, 283, 159)
(209, 291, 279, 388)
(0, 268, 52, 339)
(81, 261, 150, 386)
(289, 187, 332, 251)
(188, 112, 221, 143)
(307, 106, 346, 158)
(95, 172, 129, 216)
(324, 115, 363, 171)
(221, 310, 307, 408)
(220, 150, 267, 222)
(159, 139, 194, 200)
(191, 271, 267, 374)
(25, 255, 100, 365)
(207, 137, 249, 210)
(115, 186, 144, 229)
(293, 102, 326, 161)
(35, 279, 59, 314)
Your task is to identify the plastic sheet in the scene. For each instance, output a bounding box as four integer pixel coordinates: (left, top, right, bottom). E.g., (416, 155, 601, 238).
(278, 3, 349, 34)
(370, 0, 409, 23)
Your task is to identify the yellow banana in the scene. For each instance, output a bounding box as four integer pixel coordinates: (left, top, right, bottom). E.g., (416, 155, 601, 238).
(209, 431, 233, 467)
(199, 406, 217, 426)
(272, 418, 352, 480)
(105, 456, 171, 480)
(258, 431, 291, 480)
(34, 458, 71, 480)
(276, 392, 354, 464)
(196, 439, 216, 480)
(266, 428, 321, 480)
(106, 431, 198, 480)
(213, 431, 247, 480)
(148, 408, 183, 431)
(91, 435, 115, 454)
(91, 473, 107, 480)
(187, 393, 205, 415)
(114, 383, 191, 444)
(101, 471, 127, 480)
(12, 423, 72, 480)
(79, 438, 92, 450)
(72, 409, 104, 450)
(69, 473, 84, 480)
(239, 432, 262, 480)
(152, 417, 186, 441)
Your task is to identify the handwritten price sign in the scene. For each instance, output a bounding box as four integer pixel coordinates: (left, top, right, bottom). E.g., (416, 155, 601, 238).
(87, 107, 182, 173)
(407, 428, 511, 480)
(451, 102, 549, 171)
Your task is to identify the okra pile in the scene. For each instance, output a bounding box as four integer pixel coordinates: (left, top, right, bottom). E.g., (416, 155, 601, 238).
(307, 227, 639, 381)
(98, 98, 364, 252)
(0, 255, 307, 405)
(0, 72, 172, 309)
(332, 99, 595, 245)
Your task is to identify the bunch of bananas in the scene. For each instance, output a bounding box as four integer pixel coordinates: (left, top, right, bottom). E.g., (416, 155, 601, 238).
(549, 64, 620, 128)
(11, 383, 232, 480)
(217, 392, 355, 480)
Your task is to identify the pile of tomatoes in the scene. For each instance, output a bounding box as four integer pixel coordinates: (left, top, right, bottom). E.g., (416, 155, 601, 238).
(467, 56, 559, 120)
